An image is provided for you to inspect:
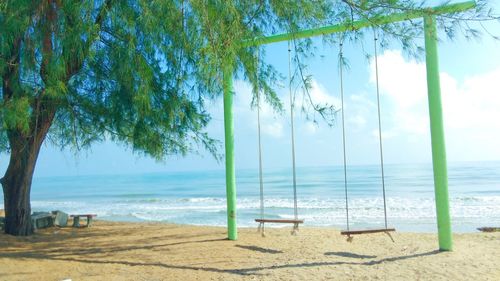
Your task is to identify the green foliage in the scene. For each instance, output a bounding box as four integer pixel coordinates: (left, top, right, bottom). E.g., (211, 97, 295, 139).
(3, 96, 31, 134)
(0, 0, 498, 160)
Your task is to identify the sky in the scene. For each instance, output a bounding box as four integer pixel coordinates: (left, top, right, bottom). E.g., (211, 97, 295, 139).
(1, 1, 500, 178)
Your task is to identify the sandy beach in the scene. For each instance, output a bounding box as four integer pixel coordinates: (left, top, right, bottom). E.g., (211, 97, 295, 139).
(0, 219, 499, 281)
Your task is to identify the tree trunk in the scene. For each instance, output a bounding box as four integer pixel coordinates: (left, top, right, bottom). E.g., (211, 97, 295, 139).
(1, 130, 47, 236)
(1, 99, 54, 236)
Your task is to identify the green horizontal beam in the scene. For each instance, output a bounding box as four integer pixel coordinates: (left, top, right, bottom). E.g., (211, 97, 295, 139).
(245, 1, 476, 47)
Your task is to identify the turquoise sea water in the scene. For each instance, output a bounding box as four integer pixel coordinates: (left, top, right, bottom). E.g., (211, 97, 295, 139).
(1, 162, 499, 232)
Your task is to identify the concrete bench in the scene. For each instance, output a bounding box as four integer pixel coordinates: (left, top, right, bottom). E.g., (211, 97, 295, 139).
(52, 210, 69, 227)
(31, 212, 54, 231)
(70, 214, 97, 227)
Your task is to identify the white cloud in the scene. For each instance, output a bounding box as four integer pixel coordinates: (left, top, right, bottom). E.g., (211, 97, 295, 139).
(442, 68, 500, 131)
(346, 93, 375, 130)
(368, 50, 500, 161)
(232, 80, 285, 138)
(261, 120, 284, 138)
(304, 121, 318, 134)
(213, 79, 339, 140)
(371, 129, 398, 140)
(295, 79, 341, 135)
(369, 50, 429, 136)
(349, 114, 367, 128)
(306, 80, 341, 108)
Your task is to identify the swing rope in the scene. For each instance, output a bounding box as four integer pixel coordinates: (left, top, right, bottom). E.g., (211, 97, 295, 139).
(339, 38, 350, 232)
(288, 41, 299, 221)
(256, 50, 265, 222)
(373, 28, 389, 230)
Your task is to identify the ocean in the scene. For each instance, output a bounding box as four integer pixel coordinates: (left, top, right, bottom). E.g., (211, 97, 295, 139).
(1, 162, 499, 232)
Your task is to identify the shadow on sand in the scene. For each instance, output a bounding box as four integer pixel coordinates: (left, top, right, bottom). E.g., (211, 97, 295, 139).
(325, 251, 377, 259)
(0, 226, 443, 277)
(235, 245, 283, 254)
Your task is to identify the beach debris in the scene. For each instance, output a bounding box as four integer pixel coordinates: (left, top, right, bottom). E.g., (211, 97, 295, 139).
(52, 210, 69, 227)
(31, 212, 54, 231)
(477, 227, 500, 232)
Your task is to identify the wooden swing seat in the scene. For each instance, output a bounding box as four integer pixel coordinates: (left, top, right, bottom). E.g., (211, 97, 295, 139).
(255, 219, 304, 224)
(341, 228, 395, 236)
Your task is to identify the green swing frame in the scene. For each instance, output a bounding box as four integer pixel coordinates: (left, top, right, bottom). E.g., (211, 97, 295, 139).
(222, 1, 477, 252)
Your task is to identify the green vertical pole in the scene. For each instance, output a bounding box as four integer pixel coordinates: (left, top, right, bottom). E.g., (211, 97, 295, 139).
(223, 65, 237, 240)
(424, 15, 452, 251)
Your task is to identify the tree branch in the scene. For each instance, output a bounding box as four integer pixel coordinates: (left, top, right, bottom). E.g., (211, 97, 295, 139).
(65, 0, 115, 80)
(40, 0, 56, 85)
(2, 37, 22, 102)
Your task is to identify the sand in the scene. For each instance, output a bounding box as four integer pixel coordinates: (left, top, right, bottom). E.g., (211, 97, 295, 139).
(0, 220, 499, 281)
